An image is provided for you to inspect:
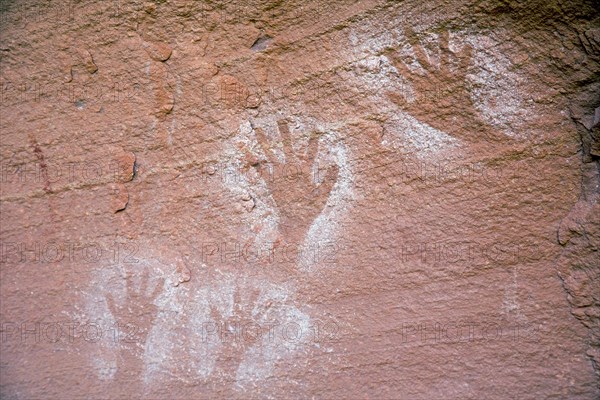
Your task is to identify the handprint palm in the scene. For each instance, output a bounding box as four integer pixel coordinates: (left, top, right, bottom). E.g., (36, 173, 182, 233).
(385, 27, 504, 144)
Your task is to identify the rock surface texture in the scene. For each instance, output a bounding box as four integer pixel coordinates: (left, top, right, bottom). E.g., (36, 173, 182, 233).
(1, 0, 599, 399)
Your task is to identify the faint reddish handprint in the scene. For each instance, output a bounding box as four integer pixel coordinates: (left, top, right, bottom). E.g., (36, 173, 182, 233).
(384, 27, 504, 144)
(106, 272, 162, 386)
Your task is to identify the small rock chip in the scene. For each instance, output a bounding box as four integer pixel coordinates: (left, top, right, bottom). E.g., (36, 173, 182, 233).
(77, 49, 98, 74)
(244, 198, 255, 212)
(110, 183, 129, 213)
(143, 2, 156, 14)
(144, 41, 173, 62)
(155, 87, 175, 118)
(113, 151, 136, 182)
(63, 66, 73, 83)
(174, 261, 191, 286)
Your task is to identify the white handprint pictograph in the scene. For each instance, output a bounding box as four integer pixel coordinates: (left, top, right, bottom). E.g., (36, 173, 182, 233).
(249, 119, 339, 248)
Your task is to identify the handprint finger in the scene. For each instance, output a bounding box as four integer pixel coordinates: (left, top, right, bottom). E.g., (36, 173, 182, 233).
(125, 273, 135, 296)
(382, 49, 414, 107)
(304, 132, 319, 164)
(459, 43, 473, 77)
(232, 285, 243, 317)
(440, 31, 450, 74)
(139, 272, 149, 296)
(254, 126, 277, 165)
(318, 164, 339, 198)
(106, 293, 117, 316)
(277, 119, 295, 162)
(210, 303, 221, 322)
(403, 26, 434, 73)
(384, 49, 413, 79)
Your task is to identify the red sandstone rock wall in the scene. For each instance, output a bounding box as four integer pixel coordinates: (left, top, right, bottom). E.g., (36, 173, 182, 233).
(0, 0, 599, 398)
